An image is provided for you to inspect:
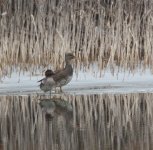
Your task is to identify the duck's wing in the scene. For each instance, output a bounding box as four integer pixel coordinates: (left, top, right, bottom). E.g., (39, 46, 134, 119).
(53, 69, 67, 82)
(54, 68, 63, 74)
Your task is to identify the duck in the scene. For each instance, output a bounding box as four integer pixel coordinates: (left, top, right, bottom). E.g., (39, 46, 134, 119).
(38, 53, 75, 95)
(53, 53, 75, 92)
(38, 69, 55, 98)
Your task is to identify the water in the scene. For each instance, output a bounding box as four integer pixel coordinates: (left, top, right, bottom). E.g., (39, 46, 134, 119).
(0, 93, 153, 150)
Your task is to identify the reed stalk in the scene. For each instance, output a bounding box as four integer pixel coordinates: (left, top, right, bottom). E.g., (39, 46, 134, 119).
(0, 0, 153, 77)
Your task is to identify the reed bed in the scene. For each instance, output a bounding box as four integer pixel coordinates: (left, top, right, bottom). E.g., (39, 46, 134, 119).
(0, 0, 153, 77)
(0, 93, 153, 150)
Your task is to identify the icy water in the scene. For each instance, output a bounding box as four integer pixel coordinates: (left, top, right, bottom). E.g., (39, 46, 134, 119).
(0, 93, 153, 150)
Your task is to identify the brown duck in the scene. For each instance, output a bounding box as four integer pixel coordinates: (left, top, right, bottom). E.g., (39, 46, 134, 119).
(38, 53, 75, 94)
(53, 53, 75, 92)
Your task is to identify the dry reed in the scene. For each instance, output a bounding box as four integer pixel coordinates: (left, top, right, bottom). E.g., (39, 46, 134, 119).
(0, 0, 153, 77)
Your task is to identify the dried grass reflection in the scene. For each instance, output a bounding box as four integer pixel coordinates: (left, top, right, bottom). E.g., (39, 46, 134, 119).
(0, 93, 153, 150)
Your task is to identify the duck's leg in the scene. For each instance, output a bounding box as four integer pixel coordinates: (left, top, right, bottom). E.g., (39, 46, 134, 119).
(60, 86, 63, 93)
(54, 87, 57, 93)
(50, 90, 51, 99)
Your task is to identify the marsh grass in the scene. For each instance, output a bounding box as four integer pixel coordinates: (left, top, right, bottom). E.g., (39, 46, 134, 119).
(0, 0, 153, 77)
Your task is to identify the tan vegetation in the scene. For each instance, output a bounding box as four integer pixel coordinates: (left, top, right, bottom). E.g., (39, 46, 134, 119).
(0, 0, 153, 77)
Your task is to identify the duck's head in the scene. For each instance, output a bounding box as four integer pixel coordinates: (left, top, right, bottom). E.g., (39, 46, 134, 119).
(65, 53, 75, 62)
(45, 69, 54, 77)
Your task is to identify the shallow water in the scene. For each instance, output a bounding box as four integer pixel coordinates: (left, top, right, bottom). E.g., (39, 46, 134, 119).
(0, 93, 153, 150)
(2, 70, 153, 95)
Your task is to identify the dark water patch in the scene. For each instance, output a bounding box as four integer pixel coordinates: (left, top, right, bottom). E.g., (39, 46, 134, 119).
(0, 93, 153, 150)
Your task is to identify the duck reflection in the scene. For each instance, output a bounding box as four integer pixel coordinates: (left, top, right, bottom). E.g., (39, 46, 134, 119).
(39, 97, 73, 130)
